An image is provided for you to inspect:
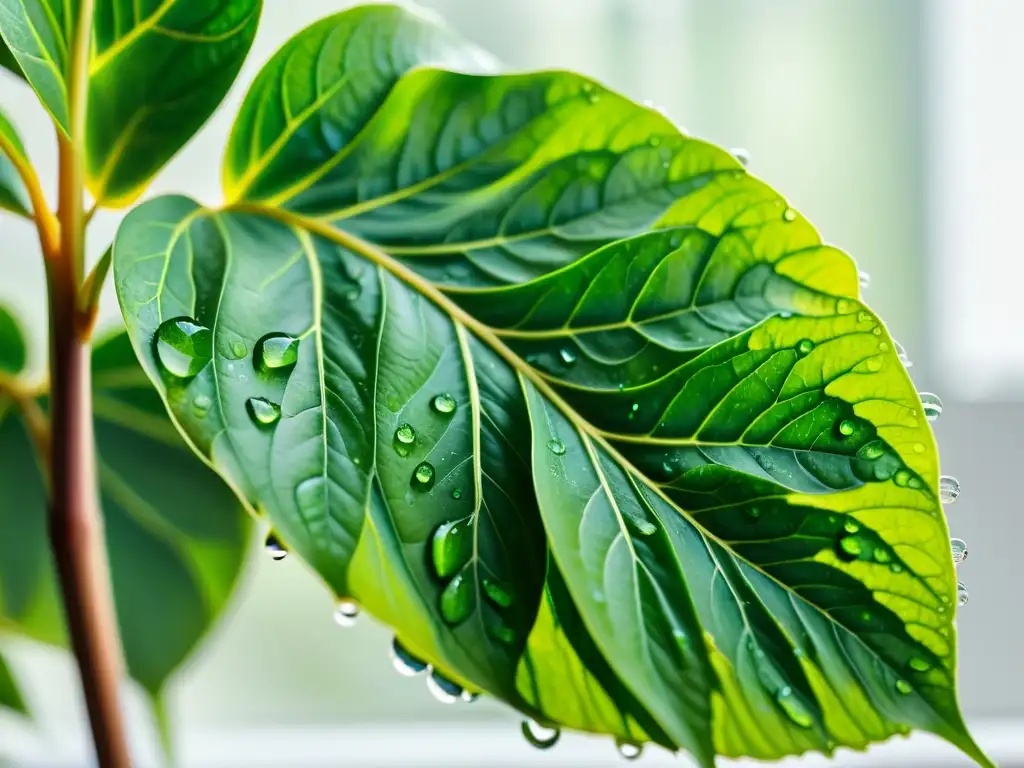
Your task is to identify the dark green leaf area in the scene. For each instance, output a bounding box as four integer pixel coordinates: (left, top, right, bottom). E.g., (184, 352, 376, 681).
(0, 304, 26, 374)
(0, 650, 28, 717)
(0, 331, 251, 696)
(0, 109, 30, 217)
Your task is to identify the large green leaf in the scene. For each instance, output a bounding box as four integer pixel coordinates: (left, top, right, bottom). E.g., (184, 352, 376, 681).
(0, 319, 253, 699)
(0, 109, 30, 217)
(111, 5, 988, 766)
(0, 0, 260, 204)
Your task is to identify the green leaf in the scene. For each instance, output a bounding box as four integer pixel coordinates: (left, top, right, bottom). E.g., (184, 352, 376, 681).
(0, 109, 30, 218)
(0, 304, 26, 374)
(0, 0, 75, 130)
(0, 36, 23, 78)
(0, 326, 252, 698)
(111, 5, 990, 766)
(0, 1, 261, 204)
(87, 0, 262, 205)
(0, 649, 28, 718)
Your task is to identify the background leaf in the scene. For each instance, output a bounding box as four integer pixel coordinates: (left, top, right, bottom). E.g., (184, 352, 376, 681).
(0, 317, 253, 702)
(0, 108, 30, 217)
(0, 36, 24, 78)
(0, 650, 28, 718)
(111, 5, 989, 767)
(87, 0, 262, 205)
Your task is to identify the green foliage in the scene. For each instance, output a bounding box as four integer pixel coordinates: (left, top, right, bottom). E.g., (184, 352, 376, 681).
(0, 314, 252, 706)
(0, 109, 29, 217)
(0, 0, 261, 205)
(107, 4, 989, 766)
(0, 650, 28, 718)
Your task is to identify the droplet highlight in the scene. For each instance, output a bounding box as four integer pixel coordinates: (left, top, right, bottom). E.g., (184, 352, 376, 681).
(191, 394, 211, 418)
(391, 637, 428, 677)
(255, 332, 299, 371)
(782, 207, 797, 222)
(939, 475, 960, 505)
(957, 581, 969, 607)
(432, 393, 457, 414)
(617, 742, 643, 760)
(858, 270, 871, 290)
(482, 577, 513, 608)
(558, 348, 577, 366)
(155, 317, 212, 378)
(412, 461, 435, 490)
(836, 534, 864, 561)
(920, 392, 943, 423)
(838, 419, 855, 437)
(333, 599, 359, 628)
(431, 517, 474, 579)
(426, 668, 462, 704)
(546, 438, 566, 456)
(265, 533, 287, 561)
(521, 719, 560, 750)
(439, 572, 474, 625)
(896, 679, 912, 695)
(950, 538, 968, 564)
(731, 147, 750, 167)
(247, 397, 281, 426)
(797, 338, 814, 355)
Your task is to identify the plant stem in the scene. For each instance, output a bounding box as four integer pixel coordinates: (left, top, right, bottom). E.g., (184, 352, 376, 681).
(45, 2, 132, 766)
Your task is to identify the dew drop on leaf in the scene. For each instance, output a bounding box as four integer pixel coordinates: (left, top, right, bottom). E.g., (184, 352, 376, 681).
(482, 577, 513, 608)
(920, 392, 943, 422)
(776, 687, 814, 729)
(908, 656, 932, 672)
(295, 476, 326, 517)
(939, 475, 960, 504)
(894, 339, 913, 368)
(426, 668, 462, 704)
(412, 461, 435, 490)
(859, 270, 871, 290)
(546, 438, 566, 456)
(797, 338, 814, 355)
(460, 690, 478, 703)
(894, 469, 911, 487)
(896, 679, 912, 695)
(247, 396, 281, 426)
(431, 517, 474, 579)
(731, 147, 750, 166)
(858, 442, 884, 461)
(390, 637, 427, 677)
(192, 394, 211, 418)
(843, 519, 860, 534)
(488, 622, 516, 645)
(951, 537, 968, 563)
(255, 332, 299, 371)
(155, 317, 212, 378)
(558, 348, 577, 366)
(617, 741, 643, 760)
(395, 423, 416, 445)
(264, 533, 287, 561)
(836, 534, 864, 561)
(439, 572, 474, 625)
(957, 581, 970, 607)
(333, 599, 359, 628)
(782, 207, 797, 222)
(229, 340, 247, 360)
(451, 488, 462, 500)
(432, 393, 456, 414)
(837, 419, 855, 437)
(521, 719, 560, 750)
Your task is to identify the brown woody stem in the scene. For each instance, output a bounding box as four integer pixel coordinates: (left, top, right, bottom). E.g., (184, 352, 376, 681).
(44, 2, 133, 766)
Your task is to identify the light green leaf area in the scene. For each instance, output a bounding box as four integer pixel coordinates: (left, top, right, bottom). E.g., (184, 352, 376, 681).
(0, 1, 260, 204)
(0, 648, 28, 717)
(0, 108, 30, 217)
(88, 0, 262, 205)
(0, 0, 75, 130)
(111, 5, 989, 766)
(0, 324, 252, 697)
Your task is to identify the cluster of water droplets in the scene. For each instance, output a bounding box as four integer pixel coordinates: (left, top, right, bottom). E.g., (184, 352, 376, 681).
(387, 637, 477, 704)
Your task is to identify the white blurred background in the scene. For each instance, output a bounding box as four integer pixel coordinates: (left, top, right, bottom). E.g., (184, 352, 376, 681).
(1, 1, 1021, 765)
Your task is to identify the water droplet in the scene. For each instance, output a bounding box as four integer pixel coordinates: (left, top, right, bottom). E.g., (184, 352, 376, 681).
(391, 637, 427, 677)
(872, 326, 882, 336)
(776, 687, 814, 729)
(265, 533, 287, 561)
(412, 461, 435, 490)
(957, 581, 969, 607)
(333, 599, 359, 627)
(913, 442, 925, 454)
(873, 548, 892, 564)
(546, 438, 566, 456)
(521, 719, 560, 750)
(155, 317, 212, 378)
(482, 577, 513, 608)
(431, 517, 474, 579)
(891, 563, 904, 573)
(255, 332, 299, 371)
(908, 656, 932, 673)
(451, 488, 462, 500)
(488, 622, 516, 645)
(896, 679, 912, 695)
(858, 311, 872, 323)
(192, 394, 212, 418)
(731, 147, 750, 166)
(432, 393, 456, 414)
(858, 441, 884, 461)
(894, 469, 911, 487)
(587, 91, 600, 104)
(460, 690, 478, 703)
(782, 207, 797, 222)
(439, 572, 474, 625)
(838, 419, 855, 437)
(838, 299, 853, 314)
(894, 340, 913, 369)
(295, 476, 325, 517)
(866, 358, 883, 372)
(836, 534, 864, 561)
(426, 668, 462, 704)
(229, 340, 247, 360)
(247, 397, 281, 426)
(747, 506, 762, 519)
(878, 342, 890, 352)
(858, 270, 871, 290)
(951, 538, 968, 563)
(558, 348, 577, 366)
(939, 475, 960, 504)
(395, 423, 416, 445)
(844, 519, 860, 534)
(920, 392, 943, 422)
(797, 338, 814, 355)
(617, 742, 643, 760)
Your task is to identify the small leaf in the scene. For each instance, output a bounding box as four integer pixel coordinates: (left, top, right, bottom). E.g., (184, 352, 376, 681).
(0, 649, 28, 717)
(87, 0, 262, 205)
(0, 109, 30, 217)
(112, 5, 991, 766)
(0, 326, 252, 699)
(0, 37, 24, 78)
(0, 303, 26, 374)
